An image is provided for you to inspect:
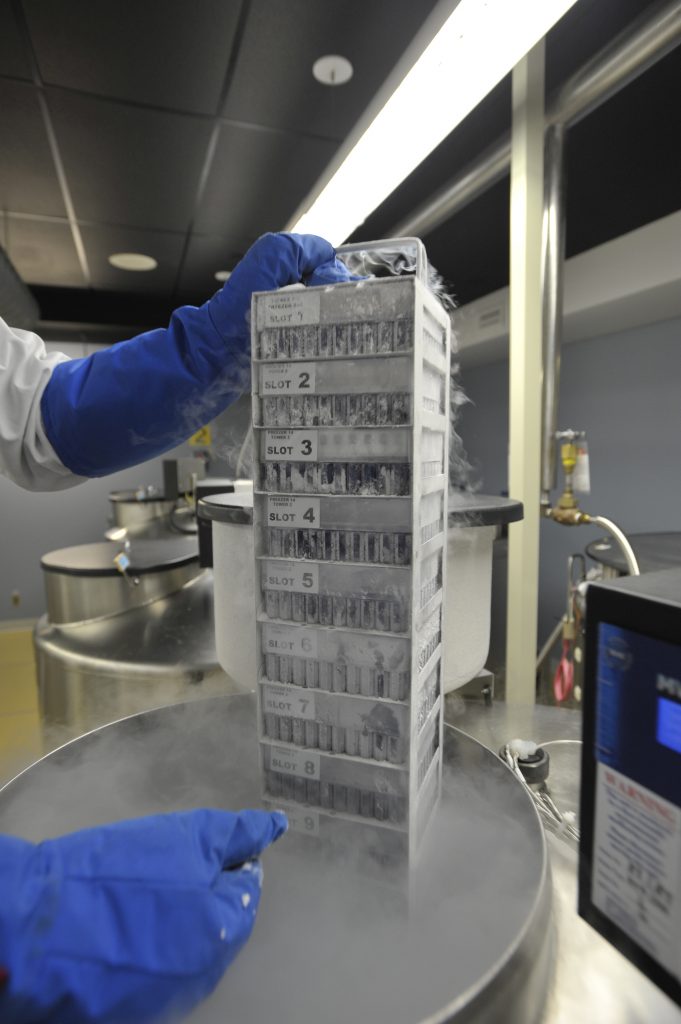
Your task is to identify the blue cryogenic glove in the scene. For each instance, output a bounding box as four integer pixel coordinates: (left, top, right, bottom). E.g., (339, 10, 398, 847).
(41, 233, 354, 477)
(0, 808, 287, 1024)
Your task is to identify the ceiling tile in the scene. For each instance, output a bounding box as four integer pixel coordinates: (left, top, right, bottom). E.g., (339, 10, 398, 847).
(0, 80, 66, 217)
(7, 216, 86, 288)
(194, 123, 338, 238)
(79, 224, 186, 294)
(47, 90, 213, 232)
(177, 232, 253, 304)
(223, 0, 441, 140)
(24, 0, 241, 115)
(0, 0, 32, 79)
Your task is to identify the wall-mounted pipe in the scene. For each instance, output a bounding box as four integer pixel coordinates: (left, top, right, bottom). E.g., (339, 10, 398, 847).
(392, 0, 681, 238)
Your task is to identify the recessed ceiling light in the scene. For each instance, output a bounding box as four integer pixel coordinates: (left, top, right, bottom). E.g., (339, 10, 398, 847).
(214, 270, 232, 282)
(108, 252, 158, 271)
(312, 55, 353, 87)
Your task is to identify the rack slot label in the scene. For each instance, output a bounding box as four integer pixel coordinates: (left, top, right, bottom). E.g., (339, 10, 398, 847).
(285, 807, 320, 837)
(262, 292, 321, 328)
(263, 624, 319, 659)
(268, 496, 321, 527)
(265, 430, 318, 462)
(262, 684, 316, 721)
(262, 561, 319, 594)
(262, 362, 316, 394)
(270, 745, 321, 780)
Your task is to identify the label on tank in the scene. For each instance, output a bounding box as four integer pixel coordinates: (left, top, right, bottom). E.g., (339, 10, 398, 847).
(268, 496, 320, 527)
(265, 430, 318, 461)
(270, 745, 321, 780)
(263, 684, 316, 720)
(262, 561, 319, 593)
(263, 624, 319, 659)
(262, 362, 316, 394)
(262, 292, 321, 328)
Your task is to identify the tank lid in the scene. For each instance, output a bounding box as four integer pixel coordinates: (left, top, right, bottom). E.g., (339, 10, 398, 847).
(448, 493, 523, 526)
(41, 538, 199, 577)
(108, 489, 171, 505)
(198, 491, 254, 525)
(586, 531, 681, 574)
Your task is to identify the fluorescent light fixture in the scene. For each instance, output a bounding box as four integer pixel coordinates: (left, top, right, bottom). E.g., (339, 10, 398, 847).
(108, 252, 158, 271)
(214, 270, 232, 282)
(289, 0, 578, 245)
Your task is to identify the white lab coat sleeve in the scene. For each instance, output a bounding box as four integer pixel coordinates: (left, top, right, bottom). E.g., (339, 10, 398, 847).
(0, 316, 86, 491)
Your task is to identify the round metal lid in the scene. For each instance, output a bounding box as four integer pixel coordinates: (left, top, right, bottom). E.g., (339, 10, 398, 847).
(108, 489, 171, 505)
(40, 538, 199, 577)
(448, 492, 523, 526)
(198, 491, 254, 525)
(0, 695, 551, 1024)
(586, 531, 681, 574)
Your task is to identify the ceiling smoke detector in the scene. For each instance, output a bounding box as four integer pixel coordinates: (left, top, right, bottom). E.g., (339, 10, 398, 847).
(312, 55, 353, 87)
(108, 252, 158, 271)
(214, 270, 232, 282)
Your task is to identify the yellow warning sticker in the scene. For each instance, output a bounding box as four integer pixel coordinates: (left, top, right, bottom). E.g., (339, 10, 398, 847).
(189, 426, 212, 447)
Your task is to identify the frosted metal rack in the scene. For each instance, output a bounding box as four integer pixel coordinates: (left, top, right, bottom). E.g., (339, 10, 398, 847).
(251, 239, 451, 862)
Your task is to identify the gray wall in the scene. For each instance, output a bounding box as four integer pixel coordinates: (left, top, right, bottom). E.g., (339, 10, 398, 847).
(458, 315, 681, 648)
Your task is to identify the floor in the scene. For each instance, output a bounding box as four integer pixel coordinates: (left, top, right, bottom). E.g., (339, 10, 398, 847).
(0, 624, 43, 787)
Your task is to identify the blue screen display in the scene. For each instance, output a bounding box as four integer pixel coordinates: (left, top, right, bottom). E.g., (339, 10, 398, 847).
(657, 696, 681, 755)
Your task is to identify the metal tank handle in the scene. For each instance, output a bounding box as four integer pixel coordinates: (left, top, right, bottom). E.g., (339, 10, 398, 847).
(336, 237, 428, 285)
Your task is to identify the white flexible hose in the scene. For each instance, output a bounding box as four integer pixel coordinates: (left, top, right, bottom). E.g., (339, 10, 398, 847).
(589, 515, 640, 575)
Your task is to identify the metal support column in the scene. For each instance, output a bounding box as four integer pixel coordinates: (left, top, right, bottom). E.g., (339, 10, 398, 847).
(505, 41, 545, 704)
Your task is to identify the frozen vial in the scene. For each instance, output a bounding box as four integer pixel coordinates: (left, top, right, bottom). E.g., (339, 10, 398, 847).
(306, 594, 319, 624)
(282, 529, 296, 557)
(292, 657, 305, 687)
(292, 719, 306, 747)
(319, 324, 334, 357)
(332, 463, 347, 494)
(267, 772, 282, 798)
(321, 530, 335, 561)
(279, 717, 293, 744)
(391, 393, 410, 425)
(279, 463, 292, 493)
(347, 464, 363, 495)
(259, 328, 277, 360)
(373, 732, 387, 762)
(277, 330, 290, 359)
(290, 463, 306, 493)
(349, 323, 363, 355)
(332, 596, 347, 627)
(346, 597, 361, 629)
(345, 728, 359, 756)
(363, 322, 377, 354)
(318, 394, 334, 425)
(347, 787, 361, 816)
(293, 777, 307, 803)
(375, 600, 391, 632)
(263, 713, 279, 740)
(347, 394, 362, 425)
(394, 319, 412, 351)
(358, 729, 372, 759)
(305, 659, 319, 689)
(376, 393, 391, 425)
(263, 396, 278, 426)
(304, 463, 318, 493)
(307, 779, 321, 805)
(331, 726, 345, 754)
(265, 462, 279, 492)
(378, 321, 394, 353)
(390, 601, 408, 633)
(375, 670, 387, 698)
(380, 533, 394, 564)
(296, 529, 311, 559)
(351, 531, 365, 562)
(288, 327, 304, 359)
(289, 396, 304, 426)
(304, 720, 319, 747)
(332, 660, 347, 693)
(388, 736, 405, 764)
(346, 667, 361, 696)
(394, 533, 411, 565)
(389, 671, 409, 702)
(269, 528, 282, 557)
(303, 394, 319, 426)
(265, 653, 279, 681)
(278, 590, 292, 621)
(303, 325, 318, 357)
(366, 532, 380, 563)
(278, 654, 292, 684)
(377, 463, 392, 496)
(319, 594, 334, 625)
(319, 462, 334, 494)
(276, 396, 290, 426)
(320, 782, 333, 810)
(359, 666, 375, 697)
(333, 395, 347, 426)
(318, 662, 333, 691)
(333, 784, 348, 814)
(361, 598, 375, 631)
(362, 393, 377, 425)
(361, 463, 378, 495)
(308, 530, 323, 560)
(264, 590, 279, 619)
(393, 464, 411, 496)
(318, 724, 332, 751)
(360, 790, 374, 818)
(292, 593, 306, 622)
(374, 793, 389, 821)
(334, 325, 350, 356)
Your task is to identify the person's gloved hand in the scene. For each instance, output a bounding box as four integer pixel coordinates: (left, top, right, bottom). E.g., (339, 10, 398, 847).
(41, 232, 355, 478)
(0, 808, 287, 1024)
